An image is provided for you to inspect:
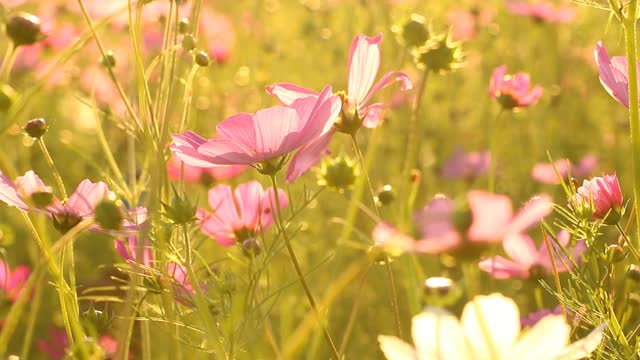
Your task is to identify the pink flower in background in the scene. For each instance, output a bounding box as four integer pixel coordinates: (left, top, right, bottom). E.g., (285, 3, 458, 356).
(531, 156, 598, 184)
(594, 41, 639, 108)
(489, 65, 543, 109)
(441, 147, 491, 180)
(572, 174, 623, 221)
(200, 9, 236, 64)
(413, 191, 553, 254)
(521, 306, 563, 328)
(171, 85, 340, 175)
(448, 9, 477, 41)
(0, 171, 146, 233)
(507, 1, 575, 23)
(167, 155, 246, 184)
(0, 260, 30, 302)
(479, 230, 586, 279)
(37, 327, 118, 359)
(198, 180, 288, 246)
(114, 236, 154, 268)
(167, 262, 195, 299)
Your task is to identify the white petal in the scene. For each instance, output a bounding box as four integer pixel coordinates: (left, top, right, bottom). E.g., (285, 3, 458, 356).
(552, 322, 607, 360)
(507, 315, 570, 360)
(378, 335, 418, 360)
(461, 294, 520, 360)
(413, 308, 469, 360)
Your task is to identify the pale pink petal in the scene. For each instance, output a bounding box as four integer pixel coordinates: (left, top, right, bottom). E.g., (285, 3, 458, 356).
(503, 233, 539, 267)
(466, 191, 513, 242)
(479, 256, 529, 279)
(372, 222, 414, 255)
(360, 103, 385, 128)
(205, 164, 247, 180)
(594, 41, 632, 108)
(347, 34, 383, 106)
(505, 194, 553, 235)
(293, 85, 340, 142)
(197, 138, 258, 165)
(167, 156, 204, 183)
(489, 65, 507, 98)
(171, 131, 224, 168)
(207, 185, 241, 228)
(253, 105, 304, 160)
(266, 82, 319, 106)
(216, 113, 257, 151)
(261, 186, 289, 230)
(360, 71, 413, 108)
(234, 180, 264, 230)
(0, 172, 29, 211)
(286, 129, 335, 183)
(65, 180, 112, 218)
(15, 170, 52, 196)
(6, 265, 30, 302)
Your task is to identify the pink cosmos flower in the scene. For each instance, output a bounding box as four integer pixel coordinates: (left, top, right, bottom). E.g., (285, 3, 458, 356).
(0, 259, 30, 302)
(489, 65, 543, 109)
(507, 1, 576, 23)
(478, 230, 586, 279)
(198, 180, 288, 246)
(266, 34, 412, 181)
(448, 9, 477, 41)
(531, 156, 597, 184)
(167, 262, 195, 301)
(572, 174, 623, 221)
(199, 9, 236, 64)
(441, 147, 491, 180)
(0, 170, 146, 233)
(167, 155, 246, 184)
(171, 84, 340, 177)
(594, 41, 640, 108)
(37, 327, 118, 359)
(520, 306, 564, 328)
(114, 236, 154, 268)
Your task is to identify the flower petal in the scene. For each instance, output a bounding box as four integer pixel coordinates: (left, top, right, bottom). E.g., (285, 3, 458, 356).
(378, 335, 417, 360)
(266, 82, 319, 106)
(507, 315, 570, 360)
(412, 308, 469, 360)
(360, 71, 413, 108)
(286, 129, 335, 183)
(347, 34, 383, 106)
(552, 322, 607, 360)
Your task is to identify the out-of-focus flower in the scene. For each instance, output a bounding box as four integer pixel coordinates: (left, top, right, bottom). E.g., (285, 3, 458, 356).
(37, 327, 118, 359)
(198, 180, 288, 246)
(572, 174, 623, 223)
(441, 147, 490, 180)
(0, 171, 146, 234)
(167, 262, 194, 300)
(199, 9, 236, 64)
(171, 85, 340, 177)
(266, 33, 412, 181)
(521, 306, 563, 328)
(447, 9, 477, 41)
(478, 230, 586, 279)
(594, 41, 639, 108)
(531, 156, 597, 184)
(114, 236, 154, 268)
(0, 259, 30, 302)
(413, 33, 464, 74)
(507, 1, 576, 24)
(489, 65, 543, 110)
(378, 293, 606, 360)
(167, 155, 246, 184)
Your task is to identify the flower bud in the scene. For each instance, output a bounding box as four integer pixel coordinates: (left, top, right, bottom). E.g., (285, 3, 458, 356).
(162, 188, 197, 225)
(94, 199, 124, 230)
(30, 191, 53, 208)
(413, 33, 464, 74)
(627, 265, 640, 283)
(195, 50, 210, 67)
(375, 184, 395, 206)
(317, 155, 359, 192)
(423, 277, 461, 306)
(396, 14, 429, 48)
(181, 34, 196, 52)
(0, 84, 17, 112)
(100, 50, 116, 68)
(23, 118, 48, 139)
(241, 238, 262, 257)
(178, 17, 191, 34)
(6, 12, 43, 47)
(606, 244, 626, 263)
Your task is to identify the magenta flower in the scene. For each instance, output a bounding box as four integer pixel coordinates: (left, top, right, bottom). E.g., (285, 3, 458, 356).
(521, 306, 563, 328)
(171, 85, 339, 176)
(479, 230, 586, 279)
(198, 180, 288, 246)
(572, 174, 623, 222)
(489, 65, 543, 109)
(199, 8, 236, 64)
(531, 156, 598, 184)
(412, 191, 553, 256)
(447, 9, 477, 41)
(167, 262, 195, 300)
(266, 33, 412, 181)
(0, 259, 30, 302)
(507, 1, 575, 24)
(114, 236, 154, 268)
(441, 147, 491, 180)
(594, 41, 640, 108)
(167, 155, 246, 184)
(37, 327, 118, 359)
(0, 170, 146, 233)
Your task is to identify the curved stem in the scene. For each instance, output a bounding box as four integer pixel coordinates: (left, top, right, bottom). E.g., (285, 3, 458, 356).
(37, 139, 67, 199)
(488, 109, 504, 193)
(268, 175, 340, 360)
(0, 42, 17, 82)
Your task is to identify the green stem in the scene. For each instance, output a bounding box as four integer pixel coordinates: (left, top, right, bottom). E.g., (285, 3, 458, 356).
(268, 175, 340, 360)
(338, 263, 372, 356)
(488, 109, 504, 193)
(19, 277, 44, 359)
(623, 1, 640, 249)
(37, 139, 67, 199)
(403, 69, 429, 179)
(462, 262, 478, 299)
(0, 42, 17, 82)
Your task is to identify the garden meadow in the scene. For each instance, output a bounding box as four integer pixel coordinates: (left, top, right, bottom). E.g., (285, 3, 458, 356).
(1, 0, 640, 358)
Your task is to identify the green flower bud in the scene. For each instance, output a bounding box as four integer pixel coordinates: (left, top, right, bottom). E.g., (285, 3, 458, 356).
(178, 17, 191, 34)
(376, 184, 395, 206)
(162, 187, 197, 225)
(182, 34, 196, 52)
(413, 33, 464, 74)
(241, 238, 262, 257)
(317, 155, 359, 192)
(423, 277, 461, 307)
(94, 199, 124, 230)
(23, 118, 48, 139)
(6, 12, 43, 47)
(195, 50, 210, 67)
(100, 50, 116, 68)
(606, 244, 626, 263)
(627, 265, 640, 283)
(395, 14, 430, 48)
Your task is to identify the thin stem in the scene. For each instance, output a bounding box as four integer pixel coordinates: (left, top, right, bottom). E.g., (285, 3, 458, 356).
(0, 42, 17, 82)
(541, 226, 566, 320)
(462, 261, 478, 298)
(268, 175, 340, 360)
(19, 277, 43, 359)
(488, 109, 504, 193)
(402, 69, 429, 179)
(623, 1, 640, 249)
(37, 139, 67, 199)
(338, 263, 372, 356)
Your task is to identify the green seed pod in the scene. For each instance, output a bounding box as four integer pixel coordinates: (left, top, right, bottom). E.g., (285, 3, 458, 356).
(6, 12, 43, 47)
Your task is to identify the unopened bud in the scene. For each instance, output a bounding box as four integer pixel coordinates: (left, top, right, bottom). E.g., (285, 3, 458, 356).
(606, 244, 626, 263)
(6, 12, 43, 47)
(162, 187, 197, 225)
(376, 184, 395, 206)
(94, 199, 123, 230)
(628, 265, 640, 283)
(100, 50, 116, 68)
(195, 50, 210, 67)
(23, 118, 47, 138)
(317, 155, 359, 192)
(241, 238, 262, 257)
(178, 18, 191, 34)
(397, 14, 429, 48)
(423, 277, 460, 306)
(182, 34, 196, 52)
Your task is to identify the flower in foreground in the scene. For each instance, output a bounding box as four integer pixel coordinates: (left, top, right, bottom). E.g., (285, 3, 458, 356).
(506, 1, 575, 24)
(531, 156, 597, 185)
(266, 33, 412, 181)
(171, 84, 339, 177)
(489, 65, 543, 110)
(572, 173, 623, 223)
(0, 259, 31, 302)
(378, 293, 606, 360)
(594, 41, 640, 108)
(478, 230, 586, 279)
(198, 180, 288, 246)
(166, 155, 246, 185)
(0, 170, 146, 233)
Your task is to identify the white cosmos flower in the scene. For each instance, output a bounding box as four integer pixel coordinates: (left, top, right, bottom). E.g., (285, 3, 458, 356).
(378, 293, 606, 360)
